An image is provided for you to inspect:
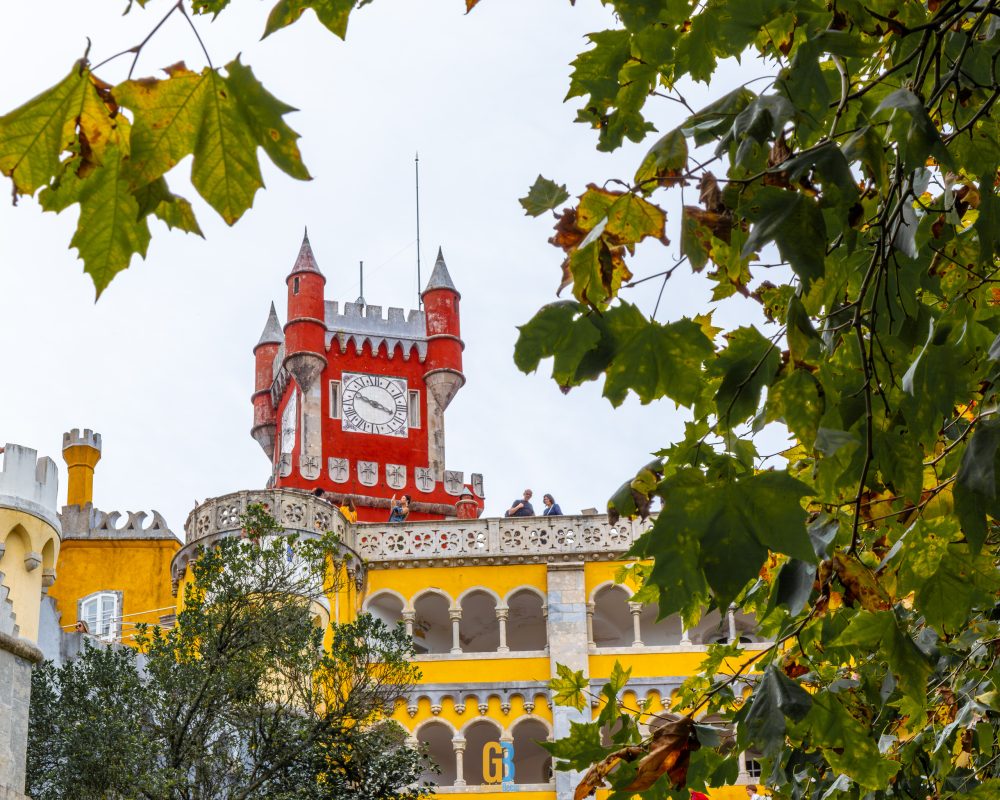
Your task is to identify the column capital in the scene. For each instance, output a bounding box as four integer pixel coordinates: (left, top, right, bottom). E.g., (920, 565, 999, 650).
(448, 608, 463, 621)
(628, 601, 643, 614)
(402, 609, 416, 621)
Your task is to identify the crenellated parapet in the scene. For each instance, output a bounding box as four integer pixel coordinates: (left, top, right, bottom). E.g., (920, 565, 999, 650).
(326, 301, 428, 361)
(59, 505, 177, 540)
(0, 443, 60, 532)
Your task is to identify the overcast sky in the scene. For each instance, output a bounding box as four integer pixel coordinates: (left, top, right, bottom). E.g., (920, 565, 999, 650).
(0, 0, 779, 535)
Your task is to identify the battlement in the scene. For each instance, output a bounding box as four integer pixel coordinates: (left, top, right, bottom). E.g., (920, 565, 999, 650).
(325, 301, 428, 361)
(62, 428, 102, 453)
(59, 505, 178, 541)
(0, 443, 60, 531)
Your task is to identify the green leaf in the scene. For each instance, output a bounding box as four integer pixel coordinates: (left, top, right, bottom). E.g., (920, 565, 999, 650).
(601, 302, 714, 407)
(264, 0, 356, 39)
(775, 558, 816, 615)
(520, 175, 570, 217)
(837, 610, 931, 705)
(648, 469, 813, 606)
(566, 30, 631, 106)
(550, 663, 588, 711)
(741, 187, 827, 290)
(224, 58, 311, 181)
(875, 88, 954, 172)
(635, 127, 688, 189)
(39, 126, 151, 297)
(116, 59, 309, 225)
(954, 418, 1000, 554)
(134, 178, 204, 236)
(740, 664, 812, 758)
(767, 368, 823, 447)
(0, 63, 117, 196)
(709, 325, 780, 426)
(541, 720, 607, 770)
(795, 692, 900, 789)
(514, 301, 602, 386)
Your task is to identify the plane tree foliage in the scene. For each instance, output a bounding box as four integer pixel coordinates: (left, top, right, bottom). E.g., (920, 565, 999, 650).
(26, 506, 427, 800)
(513, 1, 1000, 799)
(7, 0, 1000, 798)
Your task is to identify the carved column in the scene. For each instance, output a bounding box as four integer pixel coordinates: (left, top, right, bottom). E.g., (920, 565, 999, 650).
(727, 604, 738, 644)
(449, 607, 463, 654)
(453, 735, 467, 787)
(585, 601, 596, 649)
(680, 626, 692, 645)
(545, 562, 589, 800)
(402, 609, 415, 639)
(629, 602, 644, 647)
(496, 605, 510, 653)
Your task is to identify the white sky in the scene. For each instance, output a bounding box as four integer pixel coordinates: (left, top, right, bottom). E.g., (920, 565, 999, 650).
(0, 0, 782, 535)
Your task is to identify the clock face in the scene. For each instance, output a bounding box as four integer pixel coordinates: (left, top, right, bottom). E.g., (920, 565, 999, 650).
(341, 373, 408, 437)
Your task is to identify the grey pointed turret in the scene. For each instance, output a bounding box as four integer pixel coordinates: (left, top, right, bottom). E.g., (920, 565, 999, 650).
(255, 302, 284, 349)
(288, 228, 322, 276)
(422, 246, 459, 296)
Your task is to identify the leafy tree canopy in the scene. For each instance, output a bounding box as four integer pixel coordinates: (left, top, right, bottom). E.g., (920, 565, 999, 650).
(28, 506, 428, 800)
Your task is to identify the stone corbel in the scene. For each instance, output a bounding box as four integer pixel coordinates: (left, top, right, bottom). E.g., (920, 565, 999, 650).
(24, 551, 41, 572)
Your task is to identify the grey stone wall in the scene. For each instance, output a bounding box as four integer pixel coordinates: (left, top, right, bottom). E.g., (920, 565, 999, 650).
(0, 643, 34, 796)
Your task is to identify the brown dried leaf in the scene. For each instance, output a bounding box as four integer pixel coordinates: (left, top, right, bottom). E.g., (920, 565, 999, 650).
(698, 172, 725, 213)
(832, 552, 892, 611)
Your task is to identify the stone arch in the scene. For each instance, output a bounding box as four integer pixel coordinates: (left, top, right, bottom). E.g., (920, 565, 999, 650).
(412, 590, 452, 654)
(511, 717, 552, 784)
(506, 587, 546, 651)
(592, 583, 632, 648)
(416, 719, 457, 787)
(462, 717, 503, 786)
(459, 588, 499, 653)
(457, 585, 501, 605)
(365, 590, 405, 629)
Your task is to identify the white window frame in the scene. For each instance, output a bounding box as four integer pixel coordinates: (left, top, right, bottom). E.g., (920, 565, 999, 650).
(78, 590, 123, 642)
(408, 389, 421, 429)
(330, 380, 342, 419)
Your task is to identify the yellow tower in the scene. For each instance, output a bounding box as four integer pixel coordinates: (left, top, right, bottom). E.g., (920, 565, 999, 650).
(0, 441, 60, 799)
(62, 428, 101, 507)
(49, 429, 180, 645)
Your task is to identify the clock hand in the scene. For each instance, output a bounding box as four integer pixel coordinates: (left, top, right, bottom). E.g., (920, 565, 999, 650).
(356, 393, 393, 414)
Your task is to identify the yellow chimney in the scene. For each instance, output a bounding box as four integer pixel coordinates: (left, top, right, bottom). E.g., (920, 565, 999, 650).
(62, 428, 102, 507)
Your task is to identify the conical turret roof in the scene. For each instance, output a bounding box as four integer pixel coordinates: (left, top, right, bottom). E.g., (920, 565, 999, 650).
(288, 228, 322, 276)
(422, 246, 458, 294)
(256, 302, 284, 348)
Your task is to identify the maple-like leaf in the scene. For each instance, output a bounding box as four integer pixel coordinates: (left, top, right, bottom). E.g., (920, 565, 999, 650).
(116, 58, 310, 226)
(264, 0, 356, 39)
(0, 62, 118, 196)
(38, 118, 151, 297)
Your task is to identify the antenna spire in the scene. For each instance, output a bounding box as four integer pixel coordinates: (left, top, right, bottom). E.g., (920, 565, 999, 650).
(357, 260, 365, 306)
(415, 152, 422, 308)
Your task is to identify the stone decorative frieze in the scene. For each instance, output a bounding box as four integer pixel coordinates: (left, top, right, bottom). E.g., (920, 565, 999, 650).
(357, 460, 378, 486)
(328, 457, 349, 483)
(355, 514, 651, 567)
(299, 455, 321, 480)
(414, 467, 434, 493)
(386, 464, 406, 490)
(443, 470, 464, 495)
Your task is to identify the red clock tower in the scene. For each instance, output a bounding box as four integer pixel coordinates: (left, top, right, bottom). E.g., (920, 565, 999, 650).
(251, 232, 485, 521)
